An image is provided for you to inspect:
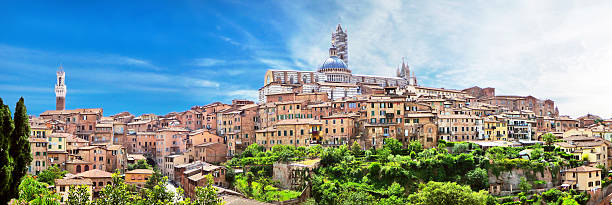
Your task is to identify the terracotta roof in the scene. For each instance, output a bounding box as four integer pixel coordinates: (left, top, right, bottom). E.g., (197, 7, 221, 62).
(127, 154, 146, 161)
(106, 145, 123, 150)
(202, 165, 222, 172)
(158, 127, 190, 132)
(275, 119, 322, 125)
(96, 123, 113, 128)
(29, 138, 48, 143)
(194, 142, 220, 148)
(564, 166, 602, 173)
(50, 133, 71, 138)
(67, 136, 89, 143)
(66, 159, 92, 164)
(187, 173, 204, 181)
(126, 169, 154, 174)
(41, 108, 102, 116)
(438, 114, 480, 119)
(55, 178, 93, 186)
(75, 169, 112, 178)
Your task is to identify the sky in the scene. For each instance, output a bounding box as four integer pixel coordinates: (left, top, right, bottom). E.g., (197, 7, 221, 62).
(1, 0, 611, 118)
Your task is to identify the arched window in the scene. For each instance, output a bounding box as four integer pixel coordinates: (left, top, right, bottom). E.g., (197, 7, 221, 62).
(84, 165, 89, 171)
(76, 165, 81, 173)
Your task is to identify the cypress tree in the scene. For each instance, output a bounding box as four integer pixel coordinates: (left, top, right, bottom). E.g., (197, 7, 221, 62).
(8, 97, 31, 199)
(0, 98, 14, 204)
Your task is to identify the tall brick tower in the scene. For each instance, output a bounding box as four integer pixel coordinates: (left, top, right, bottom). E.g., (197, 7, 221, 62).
(55, 66, 66, 110)
(331, 24, 348, 65)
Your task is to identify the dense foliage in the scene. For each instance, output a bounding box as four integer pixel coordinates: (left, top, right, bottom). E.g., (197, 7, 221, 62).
(128, 159, 152, 171)
(227, 137, 594, 204)
(36, 165, 68, 185)
(0, 97, 33, 204)
(17, 171, 224, 205)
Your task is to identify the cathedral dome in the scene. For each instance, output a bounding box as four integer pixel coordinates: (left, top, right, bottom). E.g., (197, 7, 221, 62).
(318, 56, 350, 73)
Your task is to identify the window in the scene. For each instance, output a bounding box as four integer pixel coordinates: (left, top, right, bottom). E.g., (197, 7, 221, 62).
(60, 186, 65, 192)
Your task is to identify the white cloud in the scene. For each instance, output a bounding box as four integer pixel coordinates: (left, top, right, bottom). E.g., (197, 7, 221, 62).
(189, 79, 221, 88)
(280, 0, 612, 118)
(0, 44, 160, 70)
(193, 58, 226, 67)
(225, 89, 258, 100)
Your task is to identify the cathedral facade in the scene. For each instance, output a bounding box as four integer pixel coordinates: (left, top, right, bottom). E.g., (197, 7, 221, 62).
(258, 24, 418, 103)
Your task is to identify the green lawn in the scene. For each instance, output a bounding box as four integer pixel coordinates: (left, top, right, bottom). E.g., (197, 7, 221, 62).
(235, 175, 301, 202)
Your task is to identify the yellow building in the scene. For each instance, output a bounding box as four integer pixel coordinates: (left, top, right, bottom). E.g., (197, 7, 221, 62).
(484, 116, 508, 141)
(48, 132, 67, 152)
(563, 128, 593, 139)
(55, 178, 93, 204)
(31, 125, 52, 139)
(555, 136, 609, 167)
(125, 169, 154, 187)
(561, 166, 601, 191)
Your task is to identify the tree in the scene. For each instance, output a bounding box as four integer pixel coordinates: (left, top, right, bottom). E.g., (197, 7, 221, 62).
(518, 177, 532, 192)
(350, 141, 362, 156)
(407, 181, 489, 205)
(452, 143, 469, 153)
(37, 165, 68, 185)
(141, 176, 174, 205)
(17, 176, 60, 204)
(465, 168, 489, 191)
(383, 138, 403, 155)
(9, 97, 32, 199)
(542, 133, 556, 147)
(191, 175, 223, 205)
(224, 165, 236, 189)
(67, 185, 91, 205)
(0, 98, 14, 204)
(145, 168, 164, 189)
(95, 172, 135, 205)
(407, 141, 423, 154)
(128, 159, 151, 171)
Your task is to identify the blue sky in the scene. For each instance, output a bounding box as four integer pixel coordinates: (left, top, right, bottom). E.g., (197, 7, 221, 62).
(2, 1, 612, 118)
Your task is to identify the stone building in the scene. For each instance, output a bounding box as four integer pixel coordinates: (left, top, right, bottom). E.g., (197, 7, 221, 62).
(321, 113, 358, 147)
(561, 166, 602, 191)
(29, 137, 49, 175)
(462, 86, 495, 99)
(437, 114, 480, 142)
(154, 127, 190, 166)
(72, 169, 113, 197)
(258, 24, 414, 103)
(256, 119, 322, 151)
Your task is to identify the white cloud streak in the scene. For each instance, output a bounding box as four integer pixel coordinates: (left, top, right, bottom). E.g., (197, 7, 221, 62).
(280, 0, 612, 118)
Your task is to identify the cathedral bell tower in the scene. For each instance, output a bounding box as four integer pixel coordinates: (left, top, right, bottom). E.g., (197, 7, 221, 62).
(331, 24, 348, 65)
(55, 66, 66, 110)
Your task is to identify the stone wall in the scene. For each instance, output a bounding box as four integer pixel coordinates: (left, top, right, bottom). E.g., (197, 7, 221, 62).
(488, 168, 561, 195)
(273, 162, 292, 189)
